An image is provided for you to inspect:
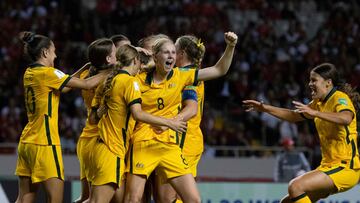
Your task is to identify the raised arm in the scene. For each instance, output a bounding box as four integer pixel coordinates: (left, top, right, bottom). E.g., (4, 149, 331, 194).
(197, 32, 238, 81)
(71, 62, 91, 78)
(65, 70, 109, 90)
(243, 100, 305, 123)
(62, 62, 91, 93)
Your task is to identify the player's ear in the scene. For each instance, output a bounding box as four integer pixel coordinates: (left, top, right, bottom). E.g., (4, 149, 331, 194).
(42, 48, 49, 58)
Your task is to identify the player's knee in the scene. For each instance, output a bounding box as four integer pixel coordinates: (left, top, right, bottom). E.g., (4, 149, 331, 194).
(156, 195, 175, 203)
(288, 178, 305, 195)
(182, 194, 201, 203)
(125, 193, 142, 203)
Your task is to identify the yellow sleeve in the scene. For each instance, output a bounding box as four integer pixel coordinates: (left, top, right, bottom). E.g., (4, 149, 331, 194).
(45, 67, 71, 91)
(178, 68, 198, 86)
(334, 94, 355, 113)
(124, 77, 142, 106)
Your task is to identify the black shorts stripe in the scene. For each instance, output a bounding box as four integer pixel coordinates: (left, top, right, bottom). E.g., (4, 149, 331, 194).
(290, 193, 307, 202)
(51, 145, 61, 179)
(350, 140, 356, 169)
(45, 115, 52, 145)
(130, 144, 134, 174)
(175, 132, 179, 145)
(324, 166, 344, 175)
(116, 157, 120, 186)
(179, 132, 186, 149)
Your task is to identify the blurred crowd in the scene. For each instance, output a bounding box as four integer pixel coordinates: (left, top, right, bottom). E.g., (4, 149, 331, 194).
(1, 0, 360, 164)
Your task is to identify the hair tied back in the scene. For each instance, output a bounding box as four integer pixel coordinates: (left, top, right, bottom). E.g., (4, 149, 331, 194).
(27, 33, 35, 43)
(196, 38, 203, 48)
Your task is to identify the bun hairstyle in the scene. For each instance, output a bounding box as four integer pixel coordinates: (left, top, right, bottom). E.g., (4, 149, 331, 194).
(19, 31, 52, 62)
(175, 35, 206, 69)
(312, 63, 360, 111)
(87, 38, 114, 77)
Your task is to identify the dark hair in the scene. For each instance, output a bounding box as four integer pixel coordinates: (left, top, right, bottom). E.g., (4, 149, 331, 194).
(175, 35, 205, 68)
(312, 63, 360, 111)
(87, 38, 114, 77)
(139, 51, 151, 65)
(110, 34, 130, 47)
(19, 31, 52, 62)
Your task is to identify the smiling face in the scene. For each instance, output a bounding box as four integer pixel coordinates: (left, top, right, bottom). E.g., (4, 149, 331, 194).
(308, 71, 333, 100)
(154, 41, 176, 74)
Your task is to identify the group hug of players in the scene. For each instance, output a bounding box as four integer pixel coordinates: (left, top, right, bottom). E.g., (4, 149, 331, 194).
(15, 28, 360, 203)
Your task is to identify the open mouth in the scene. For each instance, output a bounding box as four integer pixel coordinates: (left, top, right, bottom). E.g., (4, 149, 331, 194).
(165, 60, 173, 69)
(310, 86, 316, 96)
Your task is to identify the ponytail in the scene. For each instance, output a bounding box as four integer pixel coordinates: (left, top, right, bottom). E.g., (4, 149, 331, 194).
(19, 31, 52, 62)
(337, 83, 360, 112)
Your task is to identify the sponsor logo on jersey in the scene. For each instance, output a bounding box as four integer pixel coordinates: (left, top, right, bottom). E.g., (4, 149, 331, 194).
(136, 162, 144, 168)
(54, 69, 66, 79)
(168, 83, 176, 88)
(338, 98, 348, 106)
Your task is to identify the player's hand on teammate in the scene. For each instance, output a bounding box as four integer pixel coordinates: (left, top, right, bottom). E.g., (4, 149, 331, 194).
(168, 118, 187, 133)
(224, 32, 238, 47)
(136, 47, 152, 55)
(97, 104, 108, 118)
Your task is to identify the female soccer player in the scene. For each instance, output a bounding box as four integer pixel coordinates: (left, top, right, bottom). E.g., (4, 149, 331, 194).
(16, 31, 107, 203)
(124, 31, 237, 203)
(75, 38, 117, 203)
(154, 35, 206, 203)
(87, 44, 187, 203)
(243, 63, 360, 203)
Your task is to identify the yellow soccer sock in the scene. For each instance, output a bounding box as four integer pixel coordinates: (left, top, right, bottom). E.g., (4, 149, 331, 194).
(291, 193, 311, 203)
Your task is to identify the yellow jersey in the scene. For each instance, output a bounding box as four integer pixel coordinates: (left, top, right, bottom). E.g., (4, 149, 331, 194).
(309, 88, 360, 169)
(132, 67, 198, 143)
(21, 63, 71, 145)
(179, 65, 205, 155)
(79, 70, 99, 138)
(95, 70, 142, 158)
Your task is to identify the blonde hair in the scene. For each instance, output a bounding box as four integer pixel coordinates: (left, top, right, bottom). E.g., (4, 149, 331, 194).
(152, 38, 174, 55)
(175, 35, 205, 68)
